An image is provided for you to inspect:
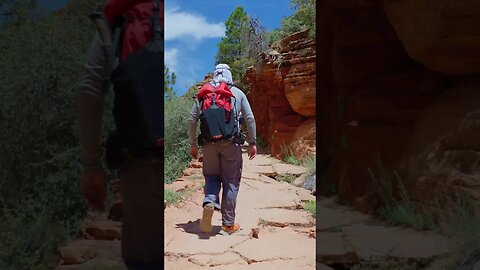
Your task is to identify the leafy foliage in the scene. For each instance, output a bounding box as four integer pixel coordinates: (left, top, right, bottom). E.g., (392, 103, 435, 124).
(275, 173, 296, 184)
(269, 0, 316, 45)
(164, 189, 183, 206)
(215, 7, 250, 86)
(367, 158, 437, 231)
(164, 65, 176, 100)
(303, 200, 316, 218)
(0, 0, 104, 268)
(215, 7, 269, 90)
(0, 0, 37, 25)
(164, 85, 196, 183)
(280, 145, 301, 165)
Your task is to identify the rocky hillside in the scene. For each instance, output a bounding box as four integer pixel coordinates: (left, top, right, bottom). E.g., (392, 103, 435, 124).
(246, 0, 480, 214)
(244, 29, 316, 159)
(314, 0, 480, 213)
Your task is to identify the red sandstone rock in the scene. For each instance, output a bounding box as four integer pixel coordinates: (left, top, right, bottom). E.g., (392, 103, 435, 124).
(245, 30, 316, 158)
(385, 0, 480, 75)
(284, 62, 316, 116)
(290, 118, 316, 158)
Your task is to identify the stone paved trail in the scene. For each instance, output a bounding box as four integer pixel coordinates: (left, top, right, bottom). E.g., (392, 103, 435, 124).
(316, 196, 451, 269)
(54, 151, 453, 269)
(164, 151, 317, 270)
(54, 183, 125, 270)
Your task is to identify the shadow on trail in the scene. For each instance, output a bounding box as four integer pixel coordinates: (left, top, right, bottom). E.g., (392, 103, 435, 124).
(176, 219, 222, 240)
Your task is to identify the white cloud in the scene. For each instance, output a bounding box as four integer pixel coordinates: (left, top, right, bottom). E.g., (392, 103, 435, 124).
(165, 48, 179, 71)
(165, 6, 225, 41)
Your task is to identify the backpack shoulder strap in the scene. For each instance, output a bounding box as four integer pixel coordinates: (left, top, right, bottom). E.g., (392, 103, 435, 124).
(145, 0, 163, 53)
(111, 16, 125, 62)
(151, 0, 162, 41)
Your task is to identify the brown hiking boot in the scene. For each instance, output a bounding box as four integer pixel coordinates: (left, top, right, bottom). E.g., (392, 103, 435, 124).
(221, 223, 240, 235)
(199, 203, 214, 233)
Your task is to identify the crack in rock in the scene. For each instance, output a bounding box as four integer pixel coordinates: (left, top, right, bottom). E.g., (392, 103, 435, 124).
(257, 205, 303, 210)
(165, 251, 226, 258)
(241, 181, 257, 189)
(228, 237, 252, 250)
(231, 250, 257, 265)
(241, 176, 272, 184)
(231, 251, 311, 265)
(258, 218, 315, 228)
(164, 237, 175, 249)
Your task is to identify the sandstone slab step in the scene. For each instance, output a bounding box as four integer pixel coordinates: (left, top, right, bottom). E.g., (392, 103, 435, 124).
(83, 216, 122, 241)
(343, 223, 450, 260)
(57, 239, 121, 267)
(257, 208, 313, 227)
(188, 252, 247, 267)
(210, 258, 317, 270)
(232, 228, 315, 263)
(317, 232, 360, 264)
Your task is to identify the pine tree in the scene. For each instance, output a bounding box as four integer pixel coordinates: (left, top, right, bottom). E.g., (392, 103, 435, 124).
(215, 7, 251, 87)
(164, 65, 176, 100)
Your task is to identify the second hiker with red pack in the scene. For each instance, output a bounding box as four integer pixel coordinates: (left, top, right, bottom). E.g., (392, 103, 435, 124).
(78, 0, 164, 268)
(189, 64, 257, 235)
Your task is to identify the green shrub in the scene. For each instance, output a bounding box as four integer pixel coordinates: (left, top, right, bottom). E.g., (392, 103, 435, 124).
(301, 154, 316, 177)
(435, 195, 480, 269)
(0, 0, 105, 268)
(164, 187, 197, 207)
(164, 190, 183, 206)
(164, 92, 196, 183)
(303, 200, 316, 218)
(280, 144, 301, 165)
(256, 135, 268, 149)
(269, 0, 316, 45)
(368, 157, 480, 268)
(276, 173, 296, 183)
(378, 175, 437, 231)
(368, 160, 437, 231)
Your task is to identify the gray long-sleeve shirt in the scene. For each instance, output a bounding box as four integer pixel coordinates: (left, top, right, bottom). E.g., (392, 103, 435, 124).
(78, 32, 107, 170)
(188, 85, 257, 146)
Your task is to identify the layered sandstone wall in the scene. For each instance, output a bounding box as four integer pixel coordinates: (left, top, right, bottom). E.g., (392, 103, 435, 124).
(245, 0, 480, 214)
(313, 0, 480, 213)
(244, 30, 316, 158)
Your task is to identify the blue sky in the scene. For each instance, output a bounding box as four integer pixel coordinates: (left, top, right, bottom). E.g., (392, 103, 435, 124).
(165, 0, 294, 95)
(33, 0, 295, 95)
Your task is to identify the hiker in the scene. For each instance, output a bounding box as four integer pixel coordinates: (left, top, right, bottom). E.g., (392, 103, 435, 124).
(188, 63, 257, 234)
(77, 0, 164, 269)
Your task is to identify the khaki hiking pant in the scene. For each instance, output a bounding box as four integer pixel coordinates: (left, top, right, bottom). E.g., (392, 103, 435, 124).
(201, 141, 243, 226)
(119, 157, 163, 269)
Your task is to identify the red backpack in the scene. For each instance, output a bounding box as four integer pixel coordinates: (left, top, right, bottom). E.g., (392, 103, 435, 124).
(196, 82, 239, 142)
(96, 0, 164, 161)
(197, 82, 234, 117)
(104, 0, 164, 61)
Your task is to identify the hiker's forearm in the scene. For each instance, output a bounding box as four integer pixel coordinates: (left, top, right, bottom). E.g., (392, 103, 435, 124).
(188, 121, 197, 146)
(188, 103, 199, 146)
(78, 92, 104, 169)
(240, 96, 257, 145)
(245, 116, 256, 145)
(78, 33, 107, 169)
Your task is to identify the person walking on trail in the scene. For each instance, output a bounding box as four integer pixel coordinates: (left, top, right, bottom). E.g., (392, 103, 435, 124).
(188, 63, 257, 235)
(78, 0, 164, 269)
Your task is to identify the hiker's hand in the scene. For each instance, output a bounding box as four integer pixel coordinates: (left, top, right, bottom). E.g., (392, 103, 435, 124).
(190, 145, 198, 160)
(80, 168, 107, 212)
(248, 144, 257, 160)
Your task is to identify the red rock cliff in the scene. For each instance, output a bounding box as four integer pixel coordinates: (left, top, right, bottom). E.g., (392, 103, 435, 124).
(244, 30, 316, 158)
(313, 0, 480, 213)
